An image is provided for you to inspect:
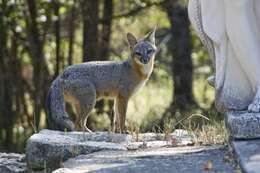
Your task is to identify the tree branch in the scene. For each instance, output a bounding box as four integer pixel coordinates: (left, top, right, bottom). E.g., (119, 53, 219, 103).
(99, 0, 167, 23)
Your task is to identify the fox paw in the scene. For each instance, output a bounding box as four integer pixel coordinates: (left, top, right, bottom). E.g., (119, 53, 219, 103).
(248, 98, 260, 113)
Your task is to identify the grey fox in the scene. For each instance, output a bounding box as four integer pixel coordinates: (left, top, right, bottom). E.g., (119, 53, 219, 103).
(46, 29, 157, 132)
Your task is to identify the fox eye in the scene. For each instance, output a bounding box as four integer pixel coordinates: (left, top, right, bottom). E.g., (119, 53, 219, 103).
(147, 49, 154, 54)
(135, 52, 142, 56)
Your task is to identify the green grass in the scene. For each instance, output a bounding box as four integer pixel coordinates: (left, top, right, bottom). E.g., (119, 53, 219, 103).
(127, 80, 172, 127)
(6, 74, 227, 153)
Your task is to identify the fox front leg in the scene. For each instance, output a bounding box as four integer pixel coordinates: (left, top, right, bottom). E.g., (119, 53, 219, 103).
(114, 96, 128, 133)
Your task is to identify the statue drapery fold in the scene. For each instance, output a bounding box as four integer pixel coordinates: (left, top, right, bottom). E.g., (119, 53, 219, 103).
(188, 0, 259, 112)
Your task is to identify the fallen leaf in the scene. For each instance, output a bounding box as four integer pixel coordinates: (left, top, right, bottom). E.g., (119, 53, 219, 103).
(170, 137, 178, 146)
(204, 160, 213, 171)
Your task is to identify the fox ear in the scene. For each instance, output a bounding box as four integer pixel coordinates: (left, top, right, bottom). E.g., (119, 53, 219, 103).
(127, 33, 137, 50)
(144, 27, 156, 45)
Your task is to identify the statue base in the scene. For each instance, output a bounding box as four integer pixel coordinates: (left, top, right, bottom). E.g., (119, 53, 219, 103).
(226, 111, 260, 139)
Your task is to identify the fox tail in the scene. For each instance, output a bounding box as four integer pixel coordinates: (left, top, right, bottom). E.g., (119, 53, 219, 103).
(45, 78, 75, 131)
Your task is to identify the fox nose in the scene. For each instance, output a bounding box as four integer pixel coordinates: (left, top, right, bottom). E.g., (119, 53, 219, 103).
(143, 55, 150, 64)
(141, 57, 149, 64)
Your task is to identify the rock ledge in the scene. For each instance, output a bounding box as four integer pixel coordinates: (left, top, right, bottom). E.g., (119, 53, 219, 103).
(26, 129, 195, 172)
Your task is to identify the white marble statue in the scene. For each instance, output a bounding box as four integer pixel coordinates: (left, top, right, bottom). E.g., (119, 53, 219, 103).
(188, 0, 260, 113)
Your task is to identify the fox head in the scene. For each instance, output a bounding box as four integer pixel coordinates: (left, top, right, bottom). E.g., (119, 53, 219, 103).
(127, 28, 157, 65)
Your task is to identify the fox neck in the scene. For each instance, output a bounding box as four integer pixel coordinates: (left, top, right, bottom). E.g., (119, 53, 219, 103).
(129, 56, 154, 80)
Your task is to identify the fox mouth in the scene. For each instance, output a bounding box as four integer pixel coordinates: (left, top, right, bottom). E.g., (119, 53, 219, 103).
(135, 57, 150, 64)
(140, 58, 149, 64)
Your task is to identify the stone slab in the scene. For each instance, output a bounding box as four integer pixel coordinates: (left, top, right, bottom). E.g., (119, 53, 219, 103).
(38, 129, 133, 143)
(0, 153, 27, 173)
(26, 130, 128, 171)
(232, 139, 260, 173)
(53, 145, 238, 173)
(226, 111, 260, 139)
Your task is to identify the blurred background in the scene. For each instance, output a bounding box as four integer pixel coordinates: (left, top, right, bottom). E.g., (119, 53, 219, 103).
(0, 0, 225, 153)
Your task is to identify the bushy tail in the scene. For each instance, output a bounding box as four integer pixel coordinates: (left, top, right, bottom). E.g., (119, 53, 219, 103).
(45, 78, 75, 131)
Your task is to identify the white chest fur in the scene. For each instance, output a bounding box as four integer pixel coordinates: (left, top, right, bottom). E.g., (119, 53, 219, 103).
(140, 57, 154, 76)
(131, 57, 154, 95)
(133, 79, 147, 95)
(133, 59, 154, 94)
(143, 61, 153, 75)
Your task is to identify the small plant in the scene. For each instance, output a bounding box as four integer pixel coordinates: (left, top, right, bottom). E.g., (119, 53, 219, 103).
(127, 120, 140, 142)
(30, 112, 38, 133)
(163, 118, 175, 141)
(194, 120, 228, 145)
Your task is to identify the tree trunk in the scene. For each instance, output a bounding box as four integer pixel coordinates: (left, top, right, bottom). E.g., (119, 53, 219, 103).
(95, 0, 114, 115)
(80, 0, 99, 129)
(163, 0, 194, 111)
(26, 0, 45, 131)
(68, 1, 76, 66)
(81, 0, 99, 62)
(0, 1, 18, 150)
(99, 0, 113, 60)
(53, 0, 61, 76)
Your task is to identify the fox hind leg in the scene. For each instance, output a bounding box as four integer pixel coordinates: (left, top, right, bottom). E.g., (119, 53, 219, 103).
(64, 80, 96, 132)
(78, 105, 95, 132)
(74, 103, 95, 132)
(76, 89, 96, 132)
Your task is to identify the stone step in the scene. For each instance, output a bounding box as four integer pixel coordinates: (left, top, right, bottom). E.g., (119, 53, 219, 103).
(231, 139, 260, 173)
(53, 145, 238, 173)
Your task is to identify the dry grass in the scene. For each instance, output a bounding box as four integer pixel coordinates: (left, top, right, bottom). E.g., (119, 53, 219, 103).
(160, 112, 228, 145)
(194, 120, 228, 145)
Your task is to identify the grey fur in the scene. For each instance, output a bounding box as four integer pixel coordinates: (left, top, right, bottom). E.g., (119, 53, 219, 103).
(46, 30, 157, 132)
(46, 78, 75, 131)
